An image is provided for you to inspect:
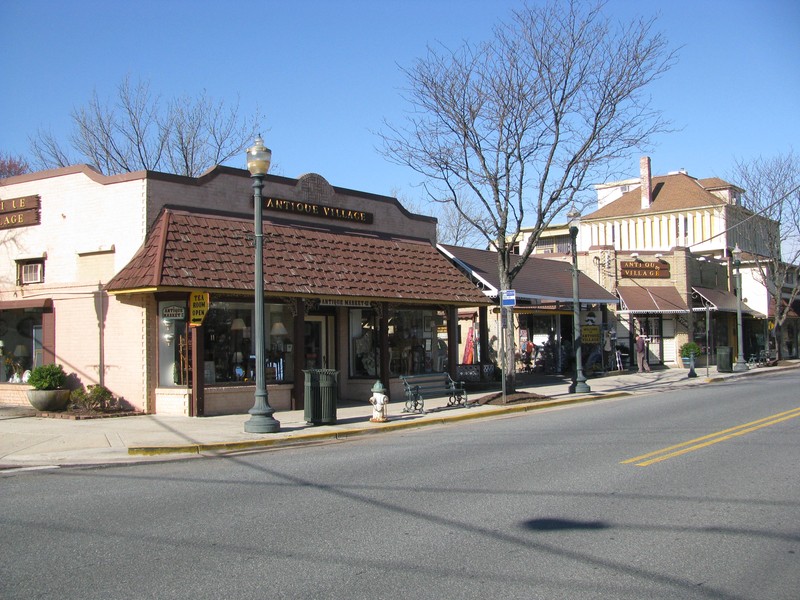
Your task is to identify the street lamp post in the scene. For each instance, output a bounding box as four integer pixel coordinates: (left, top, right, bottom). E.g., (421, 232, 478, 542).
(568, 209, 590, 394)
(244, 136, 281, 433)
(732, 243, 749, 372)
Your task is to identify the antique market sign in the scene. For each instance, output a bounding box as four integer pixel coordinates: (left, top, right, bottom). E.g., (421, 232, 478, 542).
(162, 305, 186, 320)
(189, 291, 210, 326)
(0, 195, 41, 231)
(620, 260, 670, 279)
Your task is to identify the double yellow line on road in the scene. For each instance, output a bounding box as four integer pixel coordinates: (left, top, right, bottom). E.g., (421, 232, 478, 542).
(622, 406, 800, 467)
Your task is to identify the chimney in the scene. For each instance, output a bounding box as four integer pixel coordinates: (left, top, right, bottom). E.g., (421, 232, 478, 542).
(640, 156, 652, 209)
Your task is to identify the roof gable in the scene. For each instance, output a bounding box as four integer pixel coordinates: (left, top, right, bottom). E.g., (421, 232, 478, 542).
(584, 173, 728, 220)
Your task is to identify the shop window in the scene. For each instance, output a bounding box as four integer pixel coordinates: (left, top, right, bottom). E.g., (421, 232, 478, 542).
(268, 307, 294, 381)
(350, 307, 449, 378)
(388, 308, 448, 376)
(158, 301, 188, 387)
(350, 308, 380, 378)
(17, 259, 44, 285)
(200, 300, 295, 385)
(0, 310, 43, 383)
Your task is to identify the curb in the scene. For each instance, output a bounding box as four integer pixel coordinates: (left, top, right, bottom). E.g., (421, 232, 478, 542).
(124, 362, 799, 459)
(128, 392, 621, 457)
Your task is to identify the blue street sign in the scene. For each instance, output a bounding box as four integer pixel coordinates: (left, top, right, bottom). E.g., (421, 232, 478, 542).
(501, 289, 516, 307)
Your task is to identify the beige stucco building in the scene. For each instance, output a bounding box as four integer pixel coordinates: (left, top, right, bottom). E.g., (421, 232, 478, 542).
(0, 164, 488, 415)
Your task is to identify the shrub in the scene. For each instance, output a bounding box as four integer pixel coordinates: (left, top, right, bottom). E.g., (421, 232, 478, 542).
(679, 342, 703, 358)
(70, 384, 119, 412)
(27, 364, 67, 390)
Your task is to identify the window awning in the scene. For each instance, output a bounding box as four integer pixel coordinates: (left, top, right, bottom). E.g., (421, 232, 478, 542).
(692, 286, 763, 316)
(617, 285, 689, 314)
(0, 298, 53, 311)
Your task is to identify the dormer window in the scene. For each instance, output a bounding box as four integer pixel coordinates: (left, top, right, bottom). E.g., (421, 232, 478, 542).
(17, 259, 45, 285)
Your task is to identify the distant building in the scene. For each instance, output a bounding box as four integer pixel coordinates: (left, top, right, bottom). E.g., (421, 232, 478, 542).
(515, 157, 798, 366)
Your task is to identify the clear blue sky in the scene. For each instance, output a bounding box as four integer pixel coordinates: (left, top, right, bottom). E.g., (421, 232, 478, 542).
(2, 0, 798, 216)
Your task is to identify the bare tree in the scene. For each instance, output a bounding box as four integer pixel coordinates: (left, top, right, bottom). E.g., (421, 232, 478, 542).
(437, 199, 486, 247)
(380, 0, 676, 387)
(733, 151, 800, 360)
(30, 76, 260, 177)
(0, 152, 30, 178)
(390, 187, 485, 247)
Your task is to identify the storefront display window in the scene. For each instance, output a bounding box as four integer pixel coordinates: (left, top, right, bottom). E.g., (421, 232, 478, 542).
(350, 308, 380, 377)
(388, 308, 447, 376)
(0, 310, 43, 383)
(267, 306, 294, 381)
(199, 300, 295, 385)
(158, 301, 188, 387)
(348, 307, 450, 378)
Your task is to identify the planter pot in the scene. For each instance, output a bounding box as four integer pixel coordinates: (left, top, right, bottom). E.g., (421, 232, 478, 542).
(26, 389, 71, 412)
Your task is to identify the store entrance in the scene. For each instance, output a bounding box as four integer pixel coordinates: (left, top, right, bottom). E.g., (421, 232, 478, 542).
(304, 316, 333, 369)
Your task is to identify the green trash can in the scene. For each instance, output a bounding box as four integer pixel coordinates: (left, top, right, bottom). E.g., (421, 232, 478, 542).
(303, 369, 339, 425)
(716, 346, 732, 373)
(318, 369, 339, 424)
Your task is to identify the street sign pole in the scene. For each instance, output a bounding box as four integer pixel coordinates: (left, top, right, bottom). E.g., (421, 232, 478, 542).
(500, 290, 516, 403)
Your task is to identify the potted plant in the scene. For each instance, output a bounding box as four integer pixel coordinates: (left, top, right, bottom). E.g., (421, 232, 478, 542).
(26, 364, 70, 411)
(679, 342, 703, 368)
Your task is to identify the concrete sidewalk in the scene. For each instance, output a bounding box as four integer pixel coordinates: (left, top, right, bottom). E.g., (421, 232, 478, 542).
(1, 361, 797, 471)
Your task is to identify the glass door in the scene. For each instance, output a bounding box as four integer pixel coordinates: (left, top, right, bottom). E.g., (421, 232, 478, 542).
(304, 316, 328, 369)
(639, 316, 663, 364)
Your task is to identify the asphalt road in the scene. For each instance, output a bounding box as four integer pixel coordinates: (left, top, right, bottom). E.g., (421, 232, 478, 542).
(2, 371, 799, 599)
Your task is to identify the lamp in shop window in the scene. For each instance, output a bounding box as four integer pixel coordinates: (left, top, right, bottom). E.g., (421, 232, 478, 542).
(567, 208, 590, 393)
(244, 136, 280, 433)
(270, 321, 288, 337)
(271, 320, 289, 352)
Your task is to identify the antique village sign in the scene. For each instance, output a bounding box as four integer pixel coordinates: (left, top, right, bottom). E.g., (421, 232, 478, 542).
(0, 195, 41, 230)
(620, 260, 670, 279)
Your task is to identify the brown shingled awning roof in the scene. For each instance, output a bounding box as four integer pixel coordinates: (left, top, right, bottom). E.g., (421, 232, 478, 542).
(693, 286, 763, 316)
(617, 285, 689, 313)
(439, 244, 618, 304)
(106, 208, 489, 306)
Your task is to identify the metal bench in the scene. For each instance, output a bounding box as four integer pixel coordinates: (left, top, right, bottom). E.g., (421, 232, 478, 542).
(748, 349, 778, 368)
(400, 373, 468, 413)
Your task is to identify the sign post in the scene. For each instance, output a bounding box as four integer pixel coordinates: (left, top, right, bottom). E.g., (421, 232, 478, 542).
(500, 290, 516, 402)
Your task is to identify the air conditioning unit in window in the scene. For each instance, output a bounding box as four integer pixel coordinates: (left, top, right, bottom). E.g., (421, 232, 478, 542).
(21, 262, 43, 284)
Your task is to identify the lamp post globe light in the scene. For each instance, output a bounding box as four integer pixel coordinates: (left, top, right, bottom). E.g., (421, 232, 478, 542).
(732, 243, 749, 373)
(568, 208, 590, 394)
(244, 136, 280, 433)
